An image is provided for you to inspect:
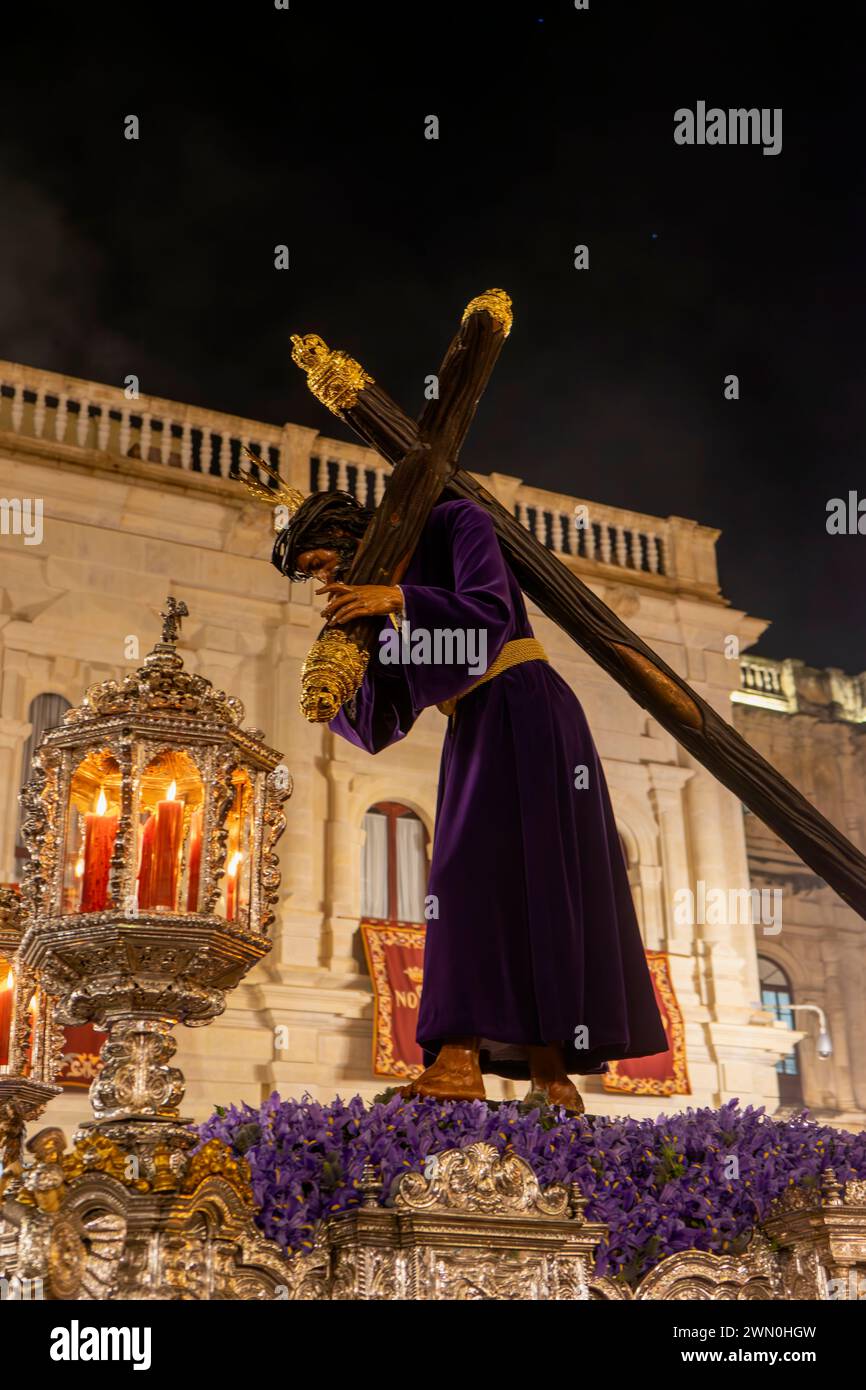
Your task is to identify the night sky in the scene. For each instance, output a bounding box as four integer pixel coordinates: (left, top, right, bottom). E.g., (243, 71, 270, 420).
(2, 4, 863, 673)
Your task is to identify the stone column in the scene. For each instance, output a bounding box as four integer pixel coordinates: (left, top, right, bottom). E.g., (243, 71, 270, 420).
(821, 938, 858, 1112)
(665, 516, 722, 594)
(839, 936, 866, 1111)
(646, 762, 695, 952)
(635, 863, 663, 950)
(837, 732, 866, 855)
(682, 754, 755, 1021)
(324, 758, 363, 975)
(0, 646, 32, 881)
(484, 472, 524, 514)
(784, 947, 827, 1115)
(0, 717, 31, 881)
(268, 620, 326, 973)
(280, 423, 320, 497)
(642, 761, 716, 1097)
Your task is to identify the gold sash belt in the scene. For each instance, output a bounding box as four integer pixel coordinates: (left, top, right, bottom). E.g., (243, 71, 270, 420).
(436, 637, 549, 718)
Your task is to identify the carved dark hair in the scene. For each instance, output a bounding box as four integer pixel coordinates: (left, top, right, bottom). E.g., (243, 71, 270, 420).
(271, 490, 373, 582)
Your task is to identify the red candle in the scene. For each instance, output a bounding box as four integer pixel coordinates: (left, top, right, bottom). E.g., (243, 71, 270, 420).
(79, 788, 118, 913)
(225, 851, 241, 921)
(150, 781, 184, 909)
(0, 966, 13, 1069)
(137, 811, 157, 909)
(26, 991, 37, 1071)
(186, 809, 203, 911)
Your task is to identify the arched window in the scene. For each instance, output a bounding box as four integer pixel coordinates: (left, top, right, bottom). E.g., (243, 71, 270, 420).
(759, 955, 803, 1104)
(15, 693, 72, 869)
(361, 802, 428, 924)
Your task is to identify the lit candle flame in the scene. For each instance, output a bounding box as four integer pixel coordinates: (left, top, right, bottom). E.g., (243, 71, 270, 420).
(28, 993, 37, 1015)
(227, 851, 242, 878)
(74, 854, 85, 879)
(2, 969, 13, 992)
(96, 787, 108, 816)
(166, 781, 177, 801)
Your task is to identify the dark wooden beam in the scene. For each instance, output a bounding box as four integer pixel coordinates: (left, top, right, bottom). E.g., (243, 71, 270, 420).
(295, 331, 866, 922)
(291, 293, 512, 722)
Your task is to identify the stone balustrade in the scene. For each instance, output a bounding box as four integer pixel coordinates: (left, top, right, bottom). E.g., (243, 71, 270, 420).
(0, 359, 284, 479)
(0, 357, 723, 594)
(741, 657, 786, 698)
(735, 654, 866, 722)
(311, 448, 678, 581)
(513, 482, 668, 576)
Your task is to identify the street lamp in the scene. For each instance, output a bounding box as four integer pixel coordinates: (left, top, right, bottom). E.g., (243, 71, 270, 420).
(789, 1004, 833, 1059)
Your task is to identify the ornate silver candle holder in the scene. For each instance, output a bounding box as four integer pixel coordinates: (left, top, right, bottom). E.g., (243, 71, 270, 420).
(0, 598, 295, 1299)
(0, 885, 63, 1194)
(14, 597, 289, 1173)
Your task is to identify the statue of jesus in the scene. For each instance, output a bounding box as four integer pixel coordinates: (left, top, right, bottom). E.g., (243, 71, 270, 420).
(273, 489, 668, 1113)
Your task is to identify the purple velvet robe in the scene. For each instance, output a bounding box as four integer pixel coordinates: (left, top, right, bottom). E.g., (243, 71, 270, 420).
(331, 498, 667, 1079)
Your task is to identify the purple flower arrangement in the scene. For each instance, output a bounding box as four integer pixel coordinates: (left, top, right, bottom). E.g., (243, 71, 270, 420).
(198, 1094, 866, 1284)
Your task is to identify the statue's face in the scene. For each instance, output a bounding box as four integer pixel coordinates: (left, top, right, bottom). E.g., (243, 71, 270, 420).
(296, 547, 341, 584)
(296, 523, 362, 584)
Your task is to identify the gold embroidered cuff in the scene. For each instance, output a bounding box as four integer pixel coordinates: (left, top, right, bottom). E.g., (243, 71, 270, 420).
(300, 629, 370, 723)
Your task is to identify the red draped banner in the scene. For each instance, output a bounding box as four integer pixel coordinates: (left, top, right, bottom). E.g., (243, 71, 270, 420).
(361, 924, 689, 1094)
(361, 921, 426, 1079)
(603, 950, 691, 1096)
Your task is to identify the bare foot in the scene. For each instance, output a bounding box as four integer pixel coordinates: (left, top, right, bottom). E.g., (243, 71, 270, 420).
(539, 1078, 585, 1115)
(401, 1038, 486, 1103)
(527, 1043, 585, 1115)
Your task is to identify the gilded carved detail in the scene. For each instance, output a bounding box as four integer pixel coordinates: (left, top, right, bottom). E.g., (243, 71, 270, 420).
(461, 287, 514, 336)
(290, 333, 375, 418)
(299, 627, 370, 723)
(394, 1141, 570, 1218)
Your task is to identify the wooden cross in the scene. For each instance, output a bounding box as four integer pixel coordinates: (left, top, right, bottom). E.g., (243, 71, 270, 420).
(291, 290, 866, 920)
(290, 290, 512, 725)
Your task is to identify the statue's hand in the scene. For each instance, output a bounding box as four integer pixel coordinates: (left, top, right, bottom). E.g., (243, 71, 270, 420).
(317, 582, 403, 625)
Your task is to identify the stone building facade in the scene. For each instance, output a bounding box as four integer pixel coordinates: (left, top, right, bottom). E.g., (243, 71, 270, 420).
(0, 358, 862, 1134)
(733, 661, 866, 1124)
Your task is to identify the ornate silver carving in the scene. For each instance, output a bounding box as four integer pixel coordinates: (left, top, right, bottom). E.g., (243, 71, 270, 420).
(5, 1148, 306, 1300)
(326, 1144, 606, 1300)
(6, 1121, 866, 1300)
(633, 1246, 777, 1301)
(88, 1020, 186, 1122)
(394, 1141, 571, 1217)
(10, 599, 290, 1163)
